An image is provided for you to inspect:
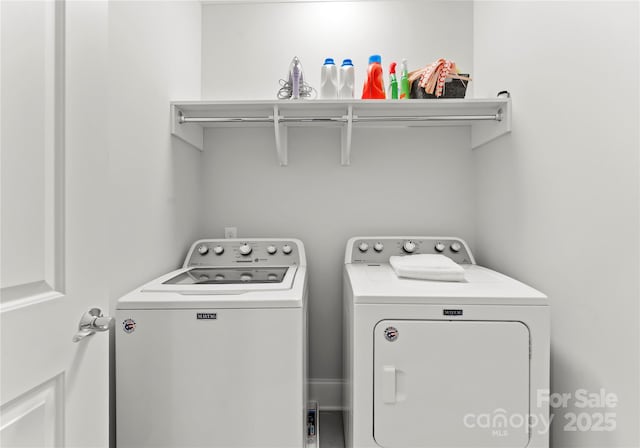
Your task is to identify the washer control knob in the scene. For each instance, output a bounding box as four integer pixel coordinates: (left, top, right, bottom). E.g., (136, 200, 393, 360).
(403, 240, 416, 253)
(197, 245, 209, 255)
(238, 243, 252, 256)
(213, 245, 224, 255)
(282, 244, 293, 255)
(267, 245, 277, 255)
(358, 242, 369, 252)
(373, 242, 384, 252)
(434, 242, 446, 253)
(450, 242, 462, 253)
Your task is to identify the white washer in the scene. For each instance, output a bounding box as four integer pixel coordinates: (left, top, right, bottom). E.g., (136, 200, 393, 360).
(116, 238, 308, 448)
(343, 237, 550, 448)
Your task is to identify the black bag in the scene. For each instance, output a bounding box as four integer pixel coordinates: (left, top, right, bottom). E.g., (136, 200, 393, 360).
(410, 74, 469, 99)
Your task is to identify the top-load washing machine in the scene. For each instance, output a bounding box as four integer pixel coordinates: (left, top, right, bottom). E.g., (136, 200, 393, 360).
(343, 236, 550, 448)
(116, 238, 308, 448)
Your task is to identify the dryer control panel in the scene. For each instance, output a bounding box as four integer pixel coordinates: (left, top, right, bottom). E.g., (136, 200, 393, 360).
(347, 237, 475, 265)
(185, 238, 304, 268)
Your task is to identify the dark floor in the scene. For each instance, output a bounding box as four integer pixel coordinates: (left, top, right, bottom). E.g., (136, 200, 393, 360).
(319, 411, 344, 448)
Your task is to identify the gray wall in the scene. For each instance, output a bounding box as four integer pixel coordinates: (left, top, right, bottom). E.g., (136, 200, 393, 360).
(200, 0, 475, 403)
(201, 0, 474, 100)
(108, 1, 202, 308)
(473, 1, 639, 447)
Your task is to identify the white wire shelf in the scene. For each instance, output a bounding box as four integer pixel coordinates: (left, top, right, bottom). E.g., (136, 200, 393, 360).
(171, 98, 511, 166)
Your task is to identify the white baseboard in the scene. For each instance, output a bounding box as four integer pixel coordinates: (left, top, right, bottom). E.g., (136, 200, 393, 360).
(308, 378, 343, 411)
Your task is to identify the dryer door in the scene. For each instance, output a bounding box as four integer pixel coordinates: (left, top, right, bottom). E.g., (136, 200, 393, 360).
(374, 320, 530, 448)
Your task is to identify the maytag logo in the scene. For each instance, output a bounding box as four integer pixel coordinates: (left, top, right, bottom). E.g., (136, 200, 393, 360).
(443, 309, 463, 316)
(197, 313, 217, 320)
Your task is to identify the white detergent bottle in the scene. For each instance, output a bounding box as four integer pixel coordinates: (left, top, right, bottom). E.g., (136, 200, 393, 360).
(339, 59, 355, 99)
(320, 58, 338, 99)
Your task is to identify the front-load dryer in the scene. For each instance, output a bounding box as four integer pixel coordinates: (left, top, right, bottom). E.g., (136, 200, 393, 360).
(116, 238, 308, 448)
(343, 237, 549, 448)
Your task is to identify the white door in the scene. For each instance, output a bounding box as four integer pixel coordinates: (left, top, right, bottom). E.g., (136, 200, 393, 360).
(1, 1, 109, 447)
(374, 320, 530, 448)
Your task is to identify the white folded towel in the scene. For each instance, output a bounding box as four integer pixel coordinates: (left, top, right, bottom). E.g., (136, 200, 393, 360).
(389, 254, 465, 282)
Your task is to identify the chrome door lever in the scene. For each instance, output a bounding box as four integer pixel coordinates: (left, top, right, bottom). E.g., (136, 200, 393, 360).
(72, 308, 114, 343)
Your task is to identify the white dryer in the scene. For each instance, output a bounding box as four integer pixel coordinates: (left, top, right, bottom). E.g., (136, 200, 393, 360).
(116, 238, 308, 448)
(343, 237, 550, 448)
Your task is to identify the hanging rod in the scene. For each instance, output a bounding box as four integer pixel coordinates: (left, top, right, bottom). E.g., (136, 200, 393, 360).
(354, 114, 501, 122)
(178, 116, 273, 123)
(178, 110, 503, 124)
(177, 115, 345, 124)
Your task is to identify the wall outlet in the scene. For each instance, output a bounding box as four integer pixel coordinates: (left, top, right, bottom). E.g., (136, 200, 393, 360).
(224, 227, 237, 239)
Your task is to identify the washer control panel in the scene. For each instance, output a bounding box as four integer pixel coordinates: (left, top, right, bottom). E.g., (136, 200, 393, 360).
(185, 239, 301, 267)
(348, 237, 475, 265)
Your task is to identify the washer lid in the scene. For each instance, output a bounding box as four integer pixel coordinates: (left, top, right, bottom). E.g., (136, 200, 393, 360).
(345, 264, 547, 305)
(117, 266, 306, 309)
(163, 267, 289, 285)
(141, 265, 297, 294)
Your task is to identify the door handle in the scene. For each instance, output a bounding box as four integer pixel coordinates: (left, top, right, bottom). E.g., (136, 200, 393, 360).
(382, 365, 397, 403)
(72, 308, 114, 343)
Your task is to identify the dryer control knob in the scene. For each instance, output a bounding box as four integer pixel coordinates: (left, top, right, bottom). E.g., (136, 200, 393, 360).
(213, 245, 224, 255)
(197, 245, 209, 255)
(450, 242, 462, 253)
(239, 243, 252, 256)
(282, 244, 293, 255)
(403, 240, 416, 253)
(358, 242, 369, 252)
(434, 242, 446, 253)
(374, 242, 384, 252)
(267, 245, 277, 255)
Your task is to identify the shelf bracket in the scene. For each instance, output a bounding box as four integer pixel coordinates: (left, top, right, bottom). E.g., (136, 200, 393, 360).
(341, 105, 353, 166)
(273, 105, 288, 166)
(171, 106, 203, 151)
(471, 97, 512, 149)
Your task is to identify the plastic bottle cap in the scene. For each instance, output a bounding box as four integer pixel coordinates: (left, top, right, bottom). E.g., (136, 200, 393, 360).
(341, 59, 353, 67)
(368, 54, 382, 64)
(323, 58, 336, 65)
(389, 62, 397, 74)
